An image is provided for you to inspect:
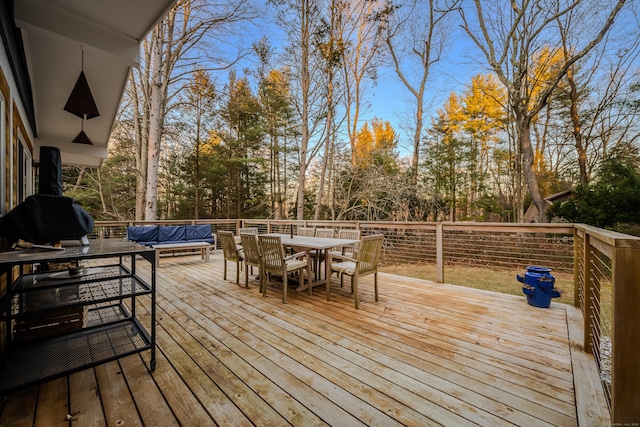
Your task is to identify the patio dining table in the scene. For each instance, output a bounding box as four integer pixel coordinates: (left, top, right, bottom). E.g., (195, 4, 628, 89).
(261, 233, 361, 299)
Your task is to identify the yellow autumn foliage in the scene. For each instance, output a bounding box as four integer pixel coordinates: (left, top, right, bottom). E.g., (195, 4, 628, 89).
(527, 46, 566, 111)
(463, 74, 506, 134)
(355, 118, 398, 166)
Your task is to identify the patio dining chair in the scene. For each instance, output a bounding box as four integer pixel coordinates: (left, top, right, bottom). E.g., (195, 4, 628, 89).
(328, 229, 361, 284)
(258, 235, 313, 304)
(238, 227, 258, 236)
(291, 227, 315, 256)
(330, 234, 383, 309)
(315, 228, 334, 238)
(240, 232, 263, 291)
(297, 227, 316, 237)
(333, 229, 361, 257)
(311, 228, 335, 277)
(219, 231, 244, 287)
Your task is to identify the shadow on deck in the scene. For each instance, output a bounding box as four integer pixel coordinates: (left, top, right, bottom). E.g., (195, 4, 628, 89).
(0, 251, 609, 426)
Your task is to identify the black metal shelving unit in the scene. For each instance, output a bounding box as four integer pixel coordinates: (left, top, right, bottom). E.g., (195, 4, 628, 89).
(0, 239, 156, 394)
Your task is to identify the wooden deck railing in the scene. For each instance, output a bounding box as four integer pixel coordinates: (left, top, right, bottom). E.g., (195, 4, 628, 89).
(94, 219, 575, 274)
(573, 225, 640, 425)
(93, 219, 640, 422)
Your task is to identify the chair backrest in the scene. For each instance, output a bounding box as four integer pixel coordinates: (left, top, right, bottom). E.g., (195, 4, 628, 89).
(258, 235, 286, 275)
(356, 235, 383, 275)
(315, 228, 334, 238)
(298, 227, 315, 237)
(338, 229, 361, 240)
(338, 229, 361, 257)
(238, 227, 258, 235)
(240, 233, 261, 266)
(219, 231, 241, 261)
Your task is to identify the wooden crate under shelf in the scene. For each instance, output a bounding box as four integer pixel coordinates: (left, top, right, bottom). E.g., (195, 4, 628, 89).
(13, 305, 88, 342)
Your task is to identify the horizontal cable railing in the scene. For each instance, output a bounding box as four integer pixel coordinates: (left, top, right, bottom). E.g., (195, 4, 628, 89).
(573, 225, 640, 424)
(93, 220, 574, 274)
(587, 248, 612, 409)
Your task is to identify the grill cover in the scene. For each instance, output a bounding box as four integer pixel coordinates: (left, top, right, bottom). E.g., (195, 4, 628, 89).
(38, 146, 63, 196)
(1, 194, 94, 244)
(0, 146, 94, 245)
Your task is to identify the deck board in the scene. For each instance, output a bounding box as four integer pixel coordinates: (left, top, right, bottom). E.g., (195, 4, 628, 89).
(0, 252, 608, 426)
(33, 377, 67, 426)
(118, 353, 179, 426)
(94, 360, 143, 427)
(68, 369, 105, 426)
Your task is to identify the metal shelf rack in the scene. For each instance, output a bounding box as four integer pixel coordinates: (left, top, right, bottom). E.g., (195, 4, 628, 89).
(0, 239, 156, 394)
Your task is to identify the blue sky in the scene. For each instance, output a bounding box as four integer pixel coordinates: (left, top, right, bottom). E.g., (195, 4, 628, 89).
(365, 39, 486, 156)
(228, 3, 488, 158)
(225, 3, 487, 158)
(221, 0, 639, 159)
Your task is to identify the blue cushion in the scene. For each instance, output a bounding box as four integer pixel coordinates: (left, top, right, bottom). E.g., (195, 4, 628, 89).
(127, 226, 158, 243)
(158, 226, 186, 242)
(185, 224, 212, 241)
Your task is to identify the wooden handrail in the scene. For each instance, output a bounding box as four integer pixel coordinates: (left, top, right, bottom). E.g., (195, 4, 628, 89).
(574, 224, 640, 424)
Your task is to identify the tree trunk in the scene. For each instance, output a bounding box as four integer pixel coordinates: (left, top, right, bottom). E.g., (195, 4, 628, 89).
(74, 168, 85, 189)
(282, 130, 288, 219)
(566, 68, 588, 186)
(145, 26, 164, 221)
(194, 109, 201, 219)
(412, 101, 423, 186)
(130, 73, 147, 220)
(519, 119, 546, 222)
(296, 0, 310, 220)
(96, 168, 107, 214)
(314, 79, 333, 220)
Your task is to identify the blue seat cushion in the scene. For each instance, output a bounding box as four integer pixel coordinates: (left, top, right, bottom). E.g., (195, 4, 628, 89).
(158, 226, 187, 243)
(185, 224, 213, 243)
(127, 225, 159, 243)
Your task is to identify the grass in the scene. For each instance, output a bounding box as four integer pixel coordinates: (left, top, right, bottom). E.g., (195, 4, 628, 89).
(380, 263, 575, 306)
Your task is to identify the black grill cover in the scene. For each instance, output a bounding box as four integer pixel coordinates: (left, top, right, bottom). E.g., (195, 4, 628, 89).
(0, 194, 94, 244)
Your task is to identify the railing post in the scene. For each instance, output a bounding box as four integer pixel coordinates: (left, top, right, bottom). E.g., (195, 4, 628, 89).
(436, 223, 444, 283)
(611, 244, 640, 424)
(573, 228, 581, 308)
(582, 232, 595, 354)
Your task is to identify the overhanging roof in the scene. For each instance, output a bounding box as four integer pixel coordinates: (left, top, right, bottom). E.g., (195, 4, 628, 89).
(14, 0, 177, 167)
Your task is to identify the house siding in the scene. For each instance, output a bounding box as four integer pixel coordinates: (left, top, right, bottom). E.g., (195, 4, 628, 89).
(0, 26, 36, 359)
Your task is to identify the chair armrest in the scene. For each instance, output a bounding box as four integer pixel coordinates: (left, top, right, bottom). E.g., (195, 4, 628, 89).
(285, 250, 309, 261)
(331, 254, 356, 263)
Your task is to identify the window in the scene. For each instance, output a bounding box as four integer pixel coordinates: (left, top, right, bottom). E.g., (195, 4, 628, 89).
(0, 91, 4, 215)
(16, 132, 31, 204)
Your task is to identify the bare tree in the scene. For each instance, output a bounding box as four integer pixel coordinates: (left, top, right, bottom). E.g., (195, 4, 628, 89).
(340, 0, 390, 167)
(313, 0, 348, 220)
(385, 0, 460, 184)
(127, 0, 253, 220)
(272, 0, 328, 219)
(557, 11, 640, 185)
(460, 0, 627, 222)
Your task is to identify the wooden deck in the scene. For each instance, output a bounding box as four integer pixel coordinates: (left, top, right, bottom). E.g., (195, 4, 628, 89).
(0, 251, 609, 426)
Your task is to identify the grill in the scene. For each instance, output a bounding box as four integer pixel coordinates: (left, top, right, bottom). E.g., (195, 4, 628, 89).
(0, 146, 94, 246)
